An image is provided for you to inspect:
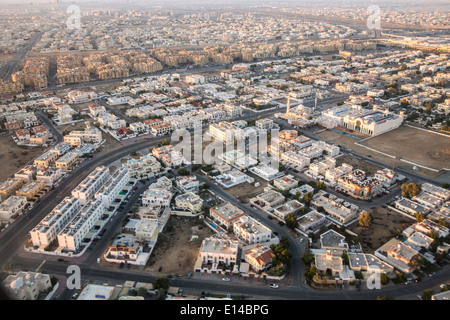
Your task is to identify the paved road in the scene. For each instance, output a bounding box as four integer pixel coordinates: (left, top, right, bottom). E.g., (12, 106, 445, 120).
(0, 32, 43, 81)
(1, 95, 448, 300)
(35, 111, 63, 143)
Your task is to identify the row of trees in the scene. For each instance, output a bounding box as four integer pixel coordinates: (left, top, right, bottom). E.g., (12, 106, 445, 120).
(268, 237, 291, 277)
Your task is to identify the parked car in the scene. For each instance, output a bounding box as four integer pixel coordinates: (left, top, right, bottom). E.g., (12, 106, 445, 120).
(269, 284, 279, 289)
(222, 278, 231, 282)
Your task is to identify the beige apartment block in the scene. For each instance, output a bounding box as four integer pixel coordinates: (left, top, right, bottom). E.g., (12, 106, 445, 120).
(0, 178, 24, 201)
(16, 180, 45, 201)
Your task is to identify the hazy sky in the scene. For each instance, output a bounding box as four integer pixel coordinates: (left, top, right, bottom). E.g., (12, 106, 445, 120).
(0, 0, 449, 7)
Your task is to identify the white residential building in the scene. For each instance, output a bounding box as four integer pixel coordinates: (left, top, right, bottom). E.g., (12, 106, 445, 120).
(210, 202, 246, 230)
(421, 183, 450, 202)
(175, 192, 203, 213)
(374, 168, 399, 187)
(0, 195, 28, 223)
(30, 196, 81, 248)
(71, 166, 110, 205)
(63, 122, 103, 146)
(57, 199, 104, 251)
(175, 175, 200, 193)
(297, 210, 327, 233)
(123, 154, 161, 179)
(281, 151, 310, 170)
(142, 177, 173, 207)
(198, 237, 239, 266)
(2, 272, 51, 300)
(95, 167, 131, 208)
(249, 164, 282, 181)
(311, 192, 359, 225)
(233, 215, 272, 245)
(36, 167, 63, 186)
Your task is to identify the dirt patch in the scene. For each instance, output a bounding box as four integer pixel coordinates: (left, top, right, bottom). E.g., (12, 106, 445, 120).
(336, 154, 383, 176)
(0, 136, 46, 181)
(347, 207, 415, 254)
(225, 173, 269, 203)
(144, 216, 215, 276)
(315, 127, 445, 179)
(360, 126, 450, 171)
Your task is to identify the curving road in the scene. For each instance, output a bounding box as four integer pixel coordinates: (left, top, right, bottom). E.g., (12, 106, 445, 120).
(1, 98, 449, 300)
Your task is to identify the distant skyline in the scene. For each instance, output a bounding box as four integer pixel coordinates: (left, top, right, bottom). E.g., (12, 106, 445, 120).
(0, 0, 449, 5)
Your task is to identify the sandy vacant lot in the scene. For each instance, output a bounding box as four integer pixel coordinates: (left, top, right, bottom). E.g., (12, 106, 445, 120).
(336, 154, 382, 176)
(0, 136, 46, 181)
(315, 126, 447, 179)
(348, 207, 415, 254)
(360, 126, 450, 171)
(144, 216, 215, 276)
(225, 172, 269, 203)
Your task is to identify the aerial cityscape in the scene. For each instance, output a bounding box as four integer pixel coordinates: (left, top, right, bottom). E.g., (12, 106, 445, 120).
(0, 0, 449, 305)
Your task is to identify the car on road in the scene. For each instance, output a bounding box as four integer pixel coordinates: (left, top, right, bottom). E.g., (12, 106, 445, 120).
(269, 284, 279, 289)
(71, 293, 78, 300)
(440, 283, 449, 289)
(222, 278, 231, 282)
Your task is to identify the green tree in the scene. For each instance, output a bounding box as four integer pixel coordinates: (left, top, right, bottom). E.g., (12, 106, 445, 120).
(304, 265, 317, 281)
(408, 256, 424, 270)
(395, 272, 407, 284)
(152, 277, 169, 291)
(358, 212, 373, 227)
(315, 182, 326, 191)
(136, 287, 148, 297)
(380, 274, 390, 285)
(437, 218, 448, 228)
(421, 290, 435, 300)
(302, 192, 313, 206)
(177, 168, 190, 176)
(416, 212, 425, 223)
(270, 237, 291, 266)
(341, 251, 349, 265)
(285, 213, 298, 229)
(401, 183, 421, 199)
(301, 249, 314, 265)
